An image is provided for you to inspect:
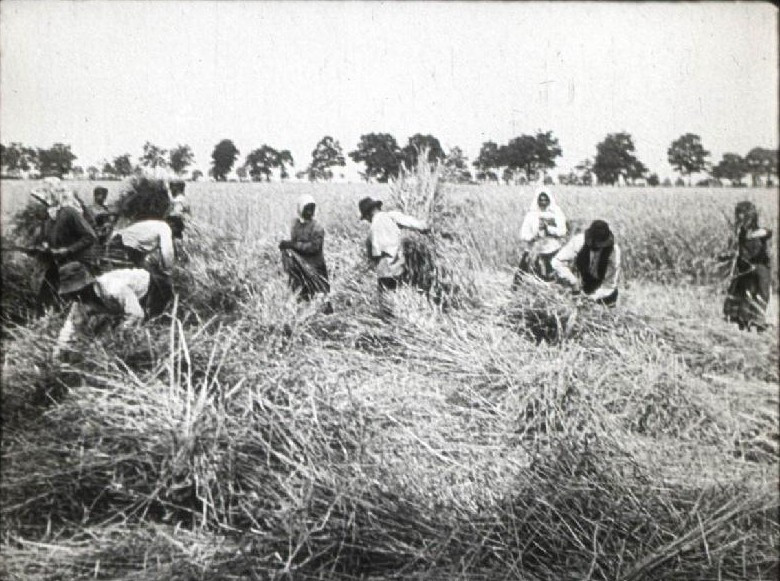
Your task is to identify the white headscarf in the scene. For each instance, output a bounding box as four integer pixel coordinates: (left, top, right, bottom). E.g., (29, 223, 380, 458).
(520, 187, 568, 242)
(31, 178, 83, 218)
(296, 194, 316, 223)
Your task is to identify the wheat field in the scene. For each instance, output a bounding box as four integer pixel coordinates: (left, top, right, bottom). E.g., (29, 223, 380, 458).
(1, 178, 778, 580)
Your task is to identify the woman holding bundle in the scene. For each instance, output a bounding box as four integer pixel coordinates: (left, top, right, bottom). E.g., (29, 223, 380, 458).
(279, 194, 331, 302)
(723, 201, 772, 331)
(516, 188, 568, 282)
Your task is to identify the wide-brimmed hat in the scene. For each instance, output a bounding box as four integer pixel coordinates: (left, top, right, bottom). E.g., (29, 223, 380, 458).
(358, 197, 382, 220)
(58, 261, 95, 296)
(584, 220, 614, 249)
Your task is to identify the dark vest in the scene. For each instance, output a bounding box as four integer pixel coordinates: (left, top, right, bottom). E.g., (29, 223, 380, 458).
(575, 244, 613, 294)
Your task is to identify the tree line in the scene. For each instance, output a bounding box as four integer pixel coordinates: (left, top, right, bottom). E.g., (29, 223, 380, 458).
(2, 133, 777, 187)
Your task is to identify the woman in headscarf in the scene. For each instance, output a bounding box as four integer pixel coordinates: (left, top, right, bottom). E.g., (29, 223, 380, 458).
(723, 201, 772, 331)
(278, 194, 330, 301)
(516, 188, 568, 282)
(30, 178, 99, 313)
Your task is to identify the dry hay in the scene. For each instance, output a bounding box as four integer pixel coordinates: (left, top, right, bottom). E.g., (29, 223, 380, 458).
(114, 175, 172, 222)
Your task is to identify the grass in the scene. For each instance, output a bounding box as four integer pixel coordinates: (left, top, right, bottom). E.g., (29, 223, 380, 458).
(0, 177, 778, 580)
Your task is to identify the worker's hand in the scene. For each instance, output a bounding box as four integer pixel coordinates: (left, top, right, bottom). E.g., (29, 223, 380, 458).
(278, 240, 293, 251)
(50, 247, 69, 258)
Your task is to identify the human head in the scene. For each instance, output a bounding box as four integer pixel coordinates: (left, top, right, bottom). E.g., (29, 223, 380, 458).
(537, 192, 550, 210)
(93, 186, 108, 206)
(169, 179, 186, 197)
(358, 197, 383, 221)
(734, 201, 758, 230)
(57, 262, 96, 298)
(584, 220, 614, 249)
(297, 194, 316, 222)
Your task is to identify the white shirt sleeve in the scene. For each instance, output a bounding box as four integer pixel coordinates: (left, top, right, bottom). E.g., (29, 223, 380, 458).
(589, 245, 621, 300)
(386, 211, 428, 232)
(371, 213, 402, 258)
(551, 233, 584, 286)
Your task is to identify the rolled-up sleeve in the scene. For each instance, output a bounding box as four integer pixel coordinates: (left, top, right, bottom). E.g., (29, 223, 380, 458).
(551, 234, 583, 286)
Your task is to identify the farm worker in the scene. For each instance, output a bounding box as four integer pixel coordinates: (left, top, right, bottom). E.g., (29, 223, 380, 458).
(106, 219, 175, 312)
(358, 196, 429, 316)
(83, 186, 118, 244)
(52, 262, 160, 360)
(551, 219, 621, 306)
(723, 201, 772, 331)
(30, 179, 99, 313)
(278, 194, 331, 301)
(516, 188, 568, 282)
(167, 179, 189, 239)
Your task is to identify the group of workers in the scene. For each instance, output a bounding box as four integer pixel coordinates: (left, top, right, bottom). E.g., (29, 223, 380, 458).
(22, 177, 187, 358)
(17, 179, 773, 358)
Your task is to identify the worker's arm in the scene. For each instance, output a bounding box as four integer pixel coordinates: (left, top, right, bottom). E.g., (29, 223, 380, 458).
(157, 227, 175, 273)
(551, 234, 582, 287)
(291, 223, 325, 255)
(54, 209, 97, 258)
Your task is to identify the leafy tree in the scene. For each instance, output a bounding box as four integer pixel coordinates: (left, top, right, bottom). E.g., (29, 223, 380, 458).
(667, 133, 710, 185)
(472, 141, 503, 180)
(191, 169, 204, 182)
(501, 132, 563, 181)
(140, 142, 168, 169)
(401, 134, 446, 168)
(244, 145, 279, 182)
(662, 177, 672, 187)
(647, 173, 660, 187)
(744, 147, 778, 186)
(307, 136, 345, 181)
(442, 146, 471, 183)
(711, 153, 748, 185)
(593, 132, 646, 186)
(38, 143, 77, 178)
(102, 161, 116, 179)
(113, 154, 134, 178)
(348, 133, 401, 183)
(87, 166, 100, 180)
(674, 177, 686, 187)
(211, 139, 240, 181)
(276, 149, 294, 180)
(71, 166, 84, 179)
(169, 144, 195, 176)
(236, 165, 248, 181)
(2, 143, 38, 174)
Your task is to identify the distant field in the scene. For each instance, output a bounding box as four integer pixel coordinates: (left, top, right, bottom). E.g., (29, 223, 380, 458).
(1, 177, 778, 580)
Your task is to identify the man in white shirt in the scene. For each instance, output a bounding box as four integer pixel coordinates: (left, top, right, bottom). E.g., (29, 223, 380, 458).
(358, 196, 429, 316)
(551, 219, 621, 306)
(109, 219, 175, 274)
(53, 262, 153, 359)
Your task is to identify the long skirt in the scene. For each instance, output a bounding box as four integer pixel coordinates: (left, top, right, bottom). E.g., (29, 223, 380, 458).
(724, 263, 771, 330)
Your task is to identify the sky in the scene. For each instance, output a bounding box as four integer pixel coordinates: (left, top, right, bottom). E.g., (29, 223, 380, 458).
(1, 1, 777, 180)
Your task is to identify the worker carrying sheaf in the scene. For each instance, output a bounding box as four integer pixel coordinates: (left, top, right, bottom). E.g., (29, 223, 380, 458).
(358, 196, 429, 316)
(551, 219, 622, 306)
(52, 262, 166, 360)
(278, 194, 331, 301)
(516, 187, 568, 282)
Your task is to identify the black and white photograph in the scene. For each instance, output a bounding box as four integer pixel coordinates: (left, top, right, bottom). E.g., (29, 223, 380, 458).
(1, 1, 778, 579)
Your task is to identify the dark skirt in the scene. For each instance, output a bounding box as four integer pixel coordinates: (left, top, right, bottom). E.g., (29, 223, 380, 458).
(724, 262, 771, 330)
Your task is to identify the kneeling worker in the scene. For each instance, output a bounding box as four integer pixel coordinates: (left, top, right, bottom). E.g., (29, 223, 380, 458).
(551, 219, 621, 306)
(53, 262, 165, 359)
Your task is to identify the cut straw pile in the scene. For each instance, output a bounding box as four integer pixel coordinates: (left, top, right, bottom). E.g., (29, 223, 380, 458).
(1, 173, 777, 580)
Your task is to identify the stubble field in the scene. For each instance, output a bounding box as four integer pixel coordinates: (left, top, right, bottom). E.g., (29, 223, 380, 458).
(1, 178, 778, 580)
